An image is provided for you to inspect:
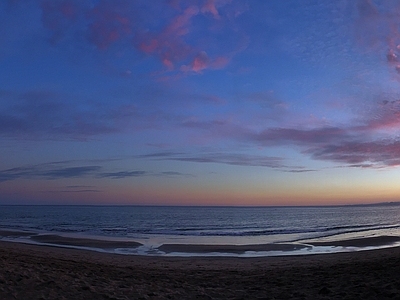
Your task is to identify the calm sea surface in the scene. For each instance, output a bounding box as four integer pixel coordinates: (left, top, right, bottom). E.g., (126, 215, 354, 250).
(0, 204, 399, 256)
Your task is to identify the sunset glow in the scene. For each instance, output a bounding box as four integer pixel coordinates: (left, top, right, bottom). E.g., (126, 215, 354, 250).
(1, 0, 400, 205)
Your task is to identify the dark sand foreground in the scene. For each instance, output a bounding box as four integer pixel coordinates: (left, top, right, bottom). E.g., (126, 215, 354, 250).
(1, 241, 400, 299)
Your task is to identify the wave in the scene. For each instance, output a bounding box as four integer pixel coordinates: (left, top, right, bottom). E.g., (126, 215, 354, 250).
(122, 223, 400, 237)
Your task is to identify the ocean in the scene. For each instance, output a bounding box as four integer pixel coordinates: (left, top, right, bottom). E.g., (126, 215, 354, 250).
(0, 204, 399, 257)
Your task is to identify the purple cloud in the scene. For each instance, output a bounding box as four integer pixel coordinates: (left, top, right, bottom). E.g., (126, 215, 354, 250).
(41, 166, 101, 179)
(0, 90, 138, 140)
(355, 0, 400, 76)
(0, 164, 101, 182)
(0, 160, 193, 182)
(253, 127, 349, 146)
(139, 151, 311, 171)
(309, 140, 400, 167)
(86, 0, 134, 50)
(99, 171, 147, 179)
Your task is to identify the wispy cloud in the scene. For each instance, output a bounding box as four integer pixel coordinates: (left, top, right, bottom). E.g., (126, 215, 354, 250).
(160, 171, 191, 176)
(253, 127, 350, 146)
(0, 160, 191, 182)
(37, 0, 245, 75)
(140, 151, 311, 172)
(0, 90, 138, 140)
(355, 0, 400, 76)
(42, 166, 101, 179)
(0, 164, 101, 182)
(42, 188, 102, 193)
(309, 140, 400, 167)
(242, 102, 400, 168)
(171, 153, 285, 168)
(61, 185, 102, 193)
(99, 171, 147, 179)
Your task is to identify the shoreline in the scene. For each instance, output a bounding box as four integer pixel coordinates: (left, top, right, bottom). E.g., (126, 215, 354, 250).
(2, 228, 400, 257)
(1, 240, 400, 299)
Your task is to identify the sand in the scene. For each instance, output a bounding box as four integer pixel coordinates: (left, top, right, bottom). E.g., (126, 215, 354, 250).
(1, 241, 400, 299)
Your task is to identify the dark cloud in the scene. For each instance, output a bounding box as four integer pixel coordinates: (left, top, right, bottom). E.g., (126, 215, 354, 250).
(98, 169, 194, 179)
(41, 166, 101, 179)
(0, 164, 101, 182)
(65, 185, 96, 189)
(139, 151, 186, 158)
(161, 171, 185, 176)
(160, 171, 194, 177)
(173, 153, 284, 168)
(0, 166, 40, 182)
(282, 169, 317, 173)
(142, 151, 290, 169)
(43, 189, 102, 193)
(0, 90, 137, 140)
(180, 118, 228, 129)
(99, 171, 147, 179)
(0, 160, 190, 182)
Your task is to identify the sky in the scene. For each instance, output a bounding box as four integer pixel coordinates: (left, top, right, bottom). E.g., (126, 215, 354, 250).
(1, 0, 400, 206)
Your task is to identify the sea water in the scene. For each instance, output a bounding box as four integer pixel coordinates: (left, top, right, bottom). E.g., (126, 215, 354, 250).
(0, 204, 399, 257)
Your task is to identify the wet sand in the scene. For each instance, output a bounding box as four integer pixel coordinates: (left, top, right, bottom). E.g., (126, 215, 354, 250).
(30, 234, 142, 250)
(158, 242, 311, 254)
(309, 235, 400, 248)
(1, 240, 400, 299)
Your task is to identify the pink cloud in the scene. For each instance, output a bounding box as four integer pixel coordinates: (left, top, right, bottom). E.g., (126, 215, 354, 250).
(139, 39, 158, 54)
(192, 51, 209, 72)
(238, 97, 400, 168)
(212, 56, 230, 68)
(136, 5, 201, 70)
(356, 0, 400, 75)
(87, 2, 132, 50)
(201, 0, 220, 19)
(165, 6, 199, 37)
(39, 0, 243, 74)
(134, 1, 240, 74)
(162, 58, 174, 70)
(351, 99, 400, 133)
(237, 122, 400, 168)
(310, 140, 400, 167)
(181, 51, 230, 73)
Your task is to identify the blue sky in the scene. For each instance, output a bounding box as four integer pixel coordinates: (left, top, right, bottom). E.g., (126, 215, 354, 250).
(1, 0, 400, 205)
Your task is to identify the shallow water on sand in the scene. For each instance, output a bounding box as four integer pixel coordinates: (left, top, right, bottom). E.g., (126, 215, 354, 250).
(0, 204, 399, 256)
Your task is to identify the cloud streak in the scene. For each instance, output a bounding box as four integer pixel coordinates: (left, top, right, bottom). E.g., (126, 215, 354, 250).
(0, 90, 138, 140)
(0, 164, 101, 182)
(0, 160, 193, 183)
(99, 171, 147, 179)
(140, 151, 312, 172)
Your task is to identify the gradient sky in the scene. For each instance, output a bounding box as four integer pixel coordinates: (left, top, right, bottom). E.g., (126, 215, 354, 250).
(1, 0, 400, 205)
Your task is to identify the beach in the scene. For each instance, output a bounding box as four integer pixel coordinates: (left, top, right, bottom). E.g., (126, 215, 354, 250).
(1, 241, 400, 299)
